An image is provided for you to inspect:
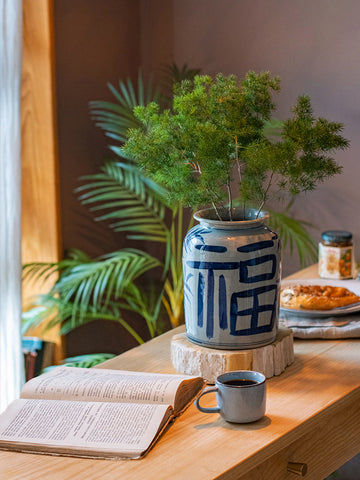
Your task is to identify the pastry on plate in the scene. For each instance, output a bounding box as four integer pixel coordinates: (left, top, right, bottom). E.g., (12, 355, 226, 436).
(280, 284, 360, 311)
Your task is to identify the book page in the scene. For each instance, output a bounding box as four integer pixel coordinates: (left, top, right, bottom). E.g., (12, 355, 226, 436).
(20, 367, 202, 411)
(0, 399, 172, 459)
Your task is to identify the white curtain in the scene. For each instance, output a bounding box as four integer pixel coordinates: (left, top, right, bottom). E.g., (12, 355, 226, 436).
(0, 0, 24, 412)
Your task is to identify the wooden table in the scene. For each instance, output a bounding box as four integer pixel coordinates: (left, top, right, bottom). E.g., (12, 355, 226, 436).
(1, 265, 360, 479)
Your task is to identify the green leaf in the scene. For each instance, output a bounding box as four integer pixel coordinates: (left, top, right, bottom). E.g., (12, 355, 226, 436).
(56, 249, 160, 311)
(77, 161, 170, 242)
(89, 73, 160, 144)
(46, 353, 117, 371)
(268, 209, 317, 267)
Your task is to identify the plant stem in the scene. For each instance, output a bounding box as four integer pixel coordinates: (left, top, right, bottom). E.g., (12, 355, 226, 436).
(227, 182, 233, 221)
(161, 208, 193, 328)
(235, 137, 242, 184)
(256, 172, 275, 217)
(234, 136, 239, 157)
(177, 205, 183, 269)
(173, 146, 201, 173)
(234, 136, 247, 219)
(212, 202, 222, 221)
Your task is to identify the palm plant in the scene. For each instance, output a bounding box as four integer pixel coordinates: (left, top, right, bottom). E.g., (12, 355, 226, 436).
(84, 66, 202, 329)
(23, 66, 198, 346)
(42, 353, 117, 373)
(23, 248, 163, 343)
(23, 66, 319, 350)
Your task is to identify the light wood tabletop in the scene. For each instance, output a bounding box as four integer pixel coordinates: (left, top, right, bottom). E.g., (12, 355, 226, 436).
(1, 264, 360, 479)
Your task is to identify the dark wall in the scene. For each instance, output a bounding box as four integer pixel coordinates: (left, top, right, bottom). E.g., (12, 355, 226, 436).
(54, 0, 141, 258)
(54, 0, 146, 356)
(53, 0, 175, 357)
(172, 0, 360, 276)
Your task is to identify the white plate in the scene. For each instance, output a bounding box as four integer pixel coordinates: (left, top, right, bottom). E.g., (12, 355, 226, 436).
(279, 278, 360, 317)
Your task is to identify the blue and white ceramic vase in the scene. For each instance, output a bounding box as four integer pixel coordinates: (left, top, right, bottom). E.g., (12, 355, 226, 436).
(183, 208, 281, 350)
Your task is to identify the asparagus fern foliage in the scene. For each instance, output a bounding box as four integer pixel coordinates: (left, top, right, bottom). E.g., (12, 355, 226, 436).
(123, 73, 348, 220)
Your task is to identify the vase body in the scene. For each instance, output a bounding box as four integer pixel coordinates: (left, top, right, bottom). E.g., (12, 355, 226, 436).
(183, 208, 281, 350)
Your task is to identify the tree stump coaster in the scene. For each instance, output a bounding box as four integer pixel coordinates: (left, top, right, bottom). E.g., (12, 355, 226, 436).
(170, 328, 294, 383)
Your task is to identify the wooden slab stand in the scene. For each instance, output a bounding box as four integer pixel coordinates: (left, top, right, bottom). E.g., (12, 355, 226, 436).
(171, 328, 294, 383)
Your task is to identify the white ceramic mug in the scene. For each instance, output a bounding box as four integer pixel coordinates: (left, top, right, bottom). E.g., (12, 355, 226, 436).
(195, 370, 266, 423)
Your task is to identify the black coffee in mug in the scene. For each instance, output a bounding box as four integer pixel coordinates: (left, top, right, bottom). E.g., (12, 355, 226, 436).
(223, 379, 258, 386)
(195, 370, 266, 423)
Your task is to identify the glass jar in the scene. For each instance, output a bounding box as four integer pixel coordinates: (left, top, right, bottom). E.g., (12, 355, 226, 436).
(318, 230, 354, 279)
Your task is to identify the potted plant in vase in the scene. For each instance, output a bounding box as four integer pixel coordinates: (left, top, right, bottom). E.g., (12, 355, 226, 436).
(123, 71, 349, 350)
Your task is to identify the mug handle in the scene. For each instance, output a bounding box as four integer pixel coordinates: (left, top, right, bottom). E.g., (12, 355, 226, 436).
(194, 387, 220, 414)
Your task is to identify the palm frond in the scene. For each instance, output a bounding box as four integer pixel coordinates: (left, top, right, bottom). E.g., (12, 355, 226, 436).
(160, 62, 201, 87)
(22, 257, 163, 343)
(267, 209, 317, 267)
(22, 249, 94, 286)
(61, 353, 116, 368)
(24, 249, 160, 319)
(89, 72, 160, 143)
(43, 353, 117, 372)
(159, 63, 202, 108)
(77, 161, 170, 242)
(22, 296, 147, 345)
(55, 249, 161, 313)
(263, 117, 284, 142)
(22, 262, 59, 285)
(22, 301, 58, 335)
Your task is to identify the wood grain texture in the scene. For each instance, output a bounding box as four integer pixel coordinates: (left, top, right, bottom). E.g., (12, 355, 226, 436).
(0, 265, 359, 479)
(170, 328, 294, 382)
(21, 0, 63, 361)
(235, 389, 360, 480)
(1, 328, 359, 479)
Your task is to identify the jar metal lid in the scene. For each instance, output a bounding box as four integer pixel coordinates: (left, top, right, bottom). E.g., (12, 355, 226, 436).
(321, 230, 352, 243)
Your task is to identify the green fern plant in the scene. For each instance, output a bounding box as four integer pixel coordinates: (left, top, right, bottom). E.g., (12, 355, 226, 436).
(124, 73, 348, 219)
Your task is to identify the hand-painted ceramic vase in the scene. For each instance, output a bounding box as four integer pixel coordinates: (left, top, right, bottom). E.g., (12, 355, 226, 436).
(183, 208, 281, 350)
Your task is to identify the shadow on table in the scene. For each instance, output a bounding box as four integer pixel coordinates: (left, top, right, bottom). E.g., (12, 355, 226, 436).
(194, 415, 272, 431)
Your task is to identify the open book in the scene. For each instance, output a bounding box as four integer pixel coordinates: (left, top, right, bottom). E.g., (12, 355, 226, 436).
(0, 367, 204, 459)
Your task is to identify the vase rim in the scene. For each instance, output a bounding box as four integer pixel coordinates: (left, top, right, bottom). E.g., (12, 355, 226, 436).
(193, 207, 269, 229)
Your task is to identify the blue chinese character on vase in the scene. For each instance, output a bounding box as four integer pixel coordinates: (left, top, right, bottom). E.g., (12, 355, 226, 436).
(183, 224, 280, 350)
